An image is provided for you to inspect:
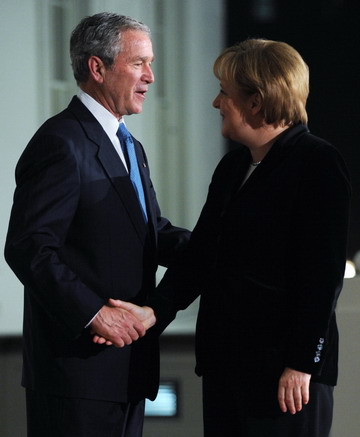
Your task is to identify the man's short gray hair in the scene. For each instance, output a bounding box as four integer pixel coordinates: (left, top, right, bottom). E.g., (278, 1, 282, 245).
(70, 12, 151, 84)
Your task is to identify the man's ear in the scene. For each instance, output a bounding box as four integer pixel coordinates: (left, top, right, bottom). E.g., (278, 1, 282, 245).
(88, 56, 106, 83)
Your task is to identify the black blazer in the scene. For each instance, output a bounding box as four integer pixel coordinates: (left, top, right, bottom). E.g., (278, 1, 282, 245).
(151, 124, 351, 415)
(5, 97, 190, 403)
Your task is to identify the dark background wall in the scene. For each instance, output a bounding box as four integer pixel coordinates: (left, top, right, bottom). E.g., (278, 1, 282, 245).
(226, 0, 360, 258)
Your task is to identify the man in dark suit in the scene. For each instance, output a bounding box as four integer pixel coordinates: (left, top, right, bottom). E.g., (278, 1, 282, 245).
(4, 12, 190, 437)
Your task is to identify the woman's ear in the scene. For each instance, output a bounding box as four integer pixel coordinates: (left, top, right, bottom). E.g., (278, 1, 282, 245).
(87, 56, 106, 83)
(249, 92, 263, 115)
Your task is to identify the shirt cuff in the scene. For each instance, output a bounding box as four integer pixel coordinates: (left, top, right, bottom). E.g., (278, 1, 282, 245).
(85, 309, 101, 328)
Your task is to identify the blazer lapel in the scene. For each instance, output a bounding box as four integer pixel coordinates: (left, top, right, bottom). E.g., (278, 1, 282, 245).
(238, 125, 308, 196)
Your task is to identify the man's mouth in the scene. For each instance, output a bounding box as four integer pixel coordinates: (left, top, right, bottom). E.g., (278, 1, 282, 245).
(135, 89, 147, 98)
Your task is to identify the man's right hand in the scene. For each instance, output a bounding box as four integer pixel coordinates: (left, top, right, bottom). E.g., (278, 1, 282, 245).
(90, 301, 146, 348)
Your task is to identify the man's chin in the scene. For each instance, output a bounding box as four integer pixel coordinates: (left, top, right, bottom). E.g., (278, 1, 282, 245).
(128, 106, 143, 115)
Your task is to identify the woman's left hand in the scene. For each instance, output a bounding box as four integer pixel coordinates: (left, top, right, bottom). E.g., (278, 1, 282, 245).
(277, 367, 311, 414)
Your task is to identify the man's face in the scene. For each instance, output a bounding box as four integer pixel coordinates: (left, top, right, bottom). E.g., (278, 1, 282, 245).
(100, 30, 154, 118)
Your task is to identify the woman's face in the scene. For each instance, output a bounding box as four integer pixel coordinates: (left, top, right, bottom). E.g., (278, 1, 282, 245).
(212, 78, 254, 145)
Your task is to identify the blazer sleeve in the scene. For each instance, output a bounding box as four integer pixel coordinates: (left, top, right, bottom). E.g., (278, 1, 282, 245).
(285, 142, 351, 375)
(4, 133, 105, 339)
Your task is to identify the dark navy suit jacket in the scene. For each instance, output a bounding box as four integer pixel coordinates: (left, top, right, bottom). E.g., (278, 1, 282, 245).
(5, 96, 190, 402)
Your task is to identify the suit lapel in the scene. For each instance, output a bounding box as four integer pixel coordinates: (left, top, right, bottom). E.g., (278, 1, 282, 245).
(132, 137, 157, 232)
(97, 142, 149, 243)
(68, 97, 148, 244)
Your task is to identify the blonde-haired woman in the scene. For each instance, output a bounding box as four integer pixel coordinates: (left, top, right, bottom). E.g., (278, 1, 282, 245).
(189, 38, 351, 436)
(120, 39, 351, 437)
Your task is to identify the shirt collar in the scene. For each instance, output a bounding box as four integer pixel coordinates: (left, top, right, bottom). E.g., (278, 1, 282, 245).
(77, 90, 122, 140)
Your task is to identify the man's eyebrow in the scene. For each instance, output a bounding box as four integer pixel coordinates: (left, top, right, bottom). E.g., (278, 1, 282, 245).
(129, 55, 155, 62)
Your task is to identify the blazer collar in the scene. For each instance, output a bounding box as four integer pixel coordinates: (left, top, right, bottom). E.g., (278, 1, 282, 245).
(237, 124, 309, 194)
(67, 96, 151, 243)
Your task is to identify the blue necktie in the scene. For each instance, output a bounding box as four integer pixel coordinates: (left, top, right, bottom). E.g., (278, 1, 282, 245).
(117, 123, 148, 222)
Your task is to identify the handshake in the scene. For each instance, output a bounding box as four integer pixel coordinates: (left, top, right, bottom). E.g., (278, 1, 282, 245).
(90, 298, 156, 348)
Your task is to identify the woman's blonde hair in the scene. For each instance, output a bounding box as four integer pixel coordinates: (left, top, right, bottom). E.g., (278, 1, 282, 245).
(213, 38, 309, 125)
